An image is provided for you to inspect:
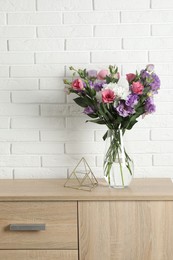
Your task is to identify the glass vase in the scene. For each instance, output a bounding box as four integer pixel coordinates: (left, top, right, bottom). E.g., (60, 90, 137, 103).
(103, 129, 133, 188)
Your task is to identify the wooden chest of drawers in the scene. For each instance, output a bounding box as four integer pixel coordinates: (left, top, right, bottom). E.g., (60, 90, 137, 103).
(0, 178, 173, 260)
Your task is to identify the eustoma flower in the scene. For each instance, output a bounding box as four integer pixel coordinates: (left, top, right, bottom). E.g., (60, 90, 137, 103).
(97, 69, 109, 80)
(72, 79, 84, 91)
(131, 81, 144, 95)
(102, 89, 115, 103)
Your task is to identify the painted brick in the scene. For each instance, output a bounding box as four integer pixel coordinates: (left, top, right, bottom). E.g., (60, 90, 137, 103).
(0, 168, 13, 179)
(154, 154, 173, 166)
(0, 13, 5, 25)
(12, 90, 65, 104)
(37, 25, 92, 38)
(92, 51, 147, 63)
(152, 0, 173, 9)
(0, 40, 7, 51)
(134, 167, 173, 178)
(0, 118, 10, 129)
(41, 104, 83, 116)
(36, 52, 90, 64)
(40, 130, 94, 141)
(64, 11, 119, 24)
(0, 79, 38, 90)
(0, 104, 39, 116)
(40, 78, 64, 90)
(37, 0, 92, 11)
(122, 10, 173, 23)
(0, 26, 36, 38)
(11, 65, 64, 77)
(66, 142, 105, 154)
(11, 117, 65, 129)
(0, 156, 40, 167)
(95, 25, 150, 37)
(156, 102, 173, 115)
(0, 129, 39, 141)
(0, 66, 9, 77)
(0, 0, 35, 11)
(152, 24, 173, 36)
(9, 39, 64, 51)
(94, 0, 150, 10)
(0, 143, 10, 154)
(123, 37, 173, 50)
(8, 12, 62, 25)
(0, 92, 10, 103)
(42, 155, 96, 167)
(66, 38, 121, 51)
(151, 129, 173, 140)
(150, 50, 173, 62)
(12, 142, 64, 154)
(0, 53, 34, 64)
(14, 168, 67, 179)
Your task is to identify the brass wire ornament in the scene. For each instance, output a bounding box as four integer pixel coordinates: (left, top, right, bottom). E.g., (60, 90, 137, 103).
(64, 157, 98, 191)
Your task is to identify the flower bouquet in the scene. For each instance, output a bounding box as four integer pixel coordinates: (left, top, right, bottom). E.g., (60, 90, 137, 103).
(64, 65, 160, 188)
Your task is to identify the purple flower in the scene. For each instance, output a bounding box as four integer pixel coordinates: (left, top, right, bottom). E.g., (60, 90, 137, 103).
(150, 73, 160, 94)
(140, 69, 150, 80)
(87, 70, 97, 78)
(116, 101, 135, 117)
(125, 94, 139, 107)
(93, 81, 104, 92)
(146, 64, 154, 73)
(145, 98, 156, 114)
(83, 106, 95, 115)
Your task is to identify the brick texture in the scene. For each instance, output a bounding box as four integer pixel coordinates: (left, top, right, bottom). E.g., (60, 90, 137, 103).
(0, 0, 172, 179)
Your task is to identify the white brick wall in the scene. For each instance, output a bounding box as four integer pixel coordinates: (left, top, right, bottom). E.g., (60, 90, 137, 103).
(0, 0, 172, 179)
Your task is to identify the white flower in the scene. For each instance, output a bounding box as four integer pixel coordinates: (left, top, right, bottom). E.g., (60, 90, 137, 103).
(103, 78, 130, 100)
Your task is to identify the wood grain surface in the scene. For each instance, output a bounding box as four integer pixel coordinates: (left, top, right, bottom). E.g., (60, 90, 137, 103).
(0, 178, 172, 201)
(0, 202, 77, 249)
(0, 250, 78, 260)
(79, 201, 173, 260)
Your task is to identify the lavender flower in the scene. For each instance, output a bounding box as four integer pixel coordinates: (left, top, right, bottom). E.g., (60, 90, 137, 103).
(87, 70, 97, 78)
(145, 98, 156, 114)
(146, 64, 154, 73)
(116, 101, 135, 117)
(140, 69, 150, 80)
(125, 94, 139, 107)
(94, 81, 104, 92)
(83, 106, 95, 115)
(150, 73, 160, 94)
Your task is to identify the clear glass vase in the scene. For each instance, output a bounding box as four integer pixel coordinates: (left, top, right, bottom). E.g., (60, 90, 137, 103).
(103, 129, 133, 188)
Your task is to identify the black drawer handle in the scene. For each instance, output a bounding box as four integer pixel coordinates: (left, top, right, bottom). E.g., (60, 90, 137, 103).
(9, 224, 46, 231)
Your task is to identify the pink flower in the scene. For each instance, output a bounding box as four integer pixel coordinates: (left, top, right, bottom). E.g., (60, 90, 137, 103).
(97, 69, 109, 80)
(72, 79, 84, 91)
(131, 81, 144, 95)
(102, 89, 115, 103)
(126, 73, 136, 83)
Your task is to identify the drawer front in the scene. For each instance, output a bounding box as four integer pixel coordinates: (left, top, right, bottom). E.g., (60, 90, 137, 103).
(0, 202, 77, 249)
(0, 250, 78, 260)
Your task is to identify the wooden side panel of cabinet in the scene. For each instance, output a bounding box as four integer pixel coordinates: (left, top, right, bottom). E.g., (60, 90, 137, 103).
(79, 201, 173, 260)
(0, 250, 78, 260)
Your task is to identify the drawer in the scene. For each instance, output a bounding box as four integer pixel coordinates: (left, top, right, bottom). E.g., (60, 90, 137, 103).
(0, 250, 78, 260)
(0, 202, 77, 249)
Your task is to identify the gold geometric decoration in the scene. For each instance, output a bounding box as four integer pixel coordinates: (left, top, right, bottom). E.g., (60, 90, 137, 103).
(64, 157, 98, 191)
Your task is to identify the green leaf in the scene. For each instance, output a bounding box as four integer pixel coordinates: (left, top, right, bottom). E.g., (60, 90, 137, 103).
(73, 97, 87, 107)
(86, 118, 105, 124)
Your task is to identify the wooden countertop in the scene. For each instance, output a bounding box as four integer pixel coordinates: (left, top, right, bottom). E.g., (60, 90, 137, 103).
(0, 178, 172, 201)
